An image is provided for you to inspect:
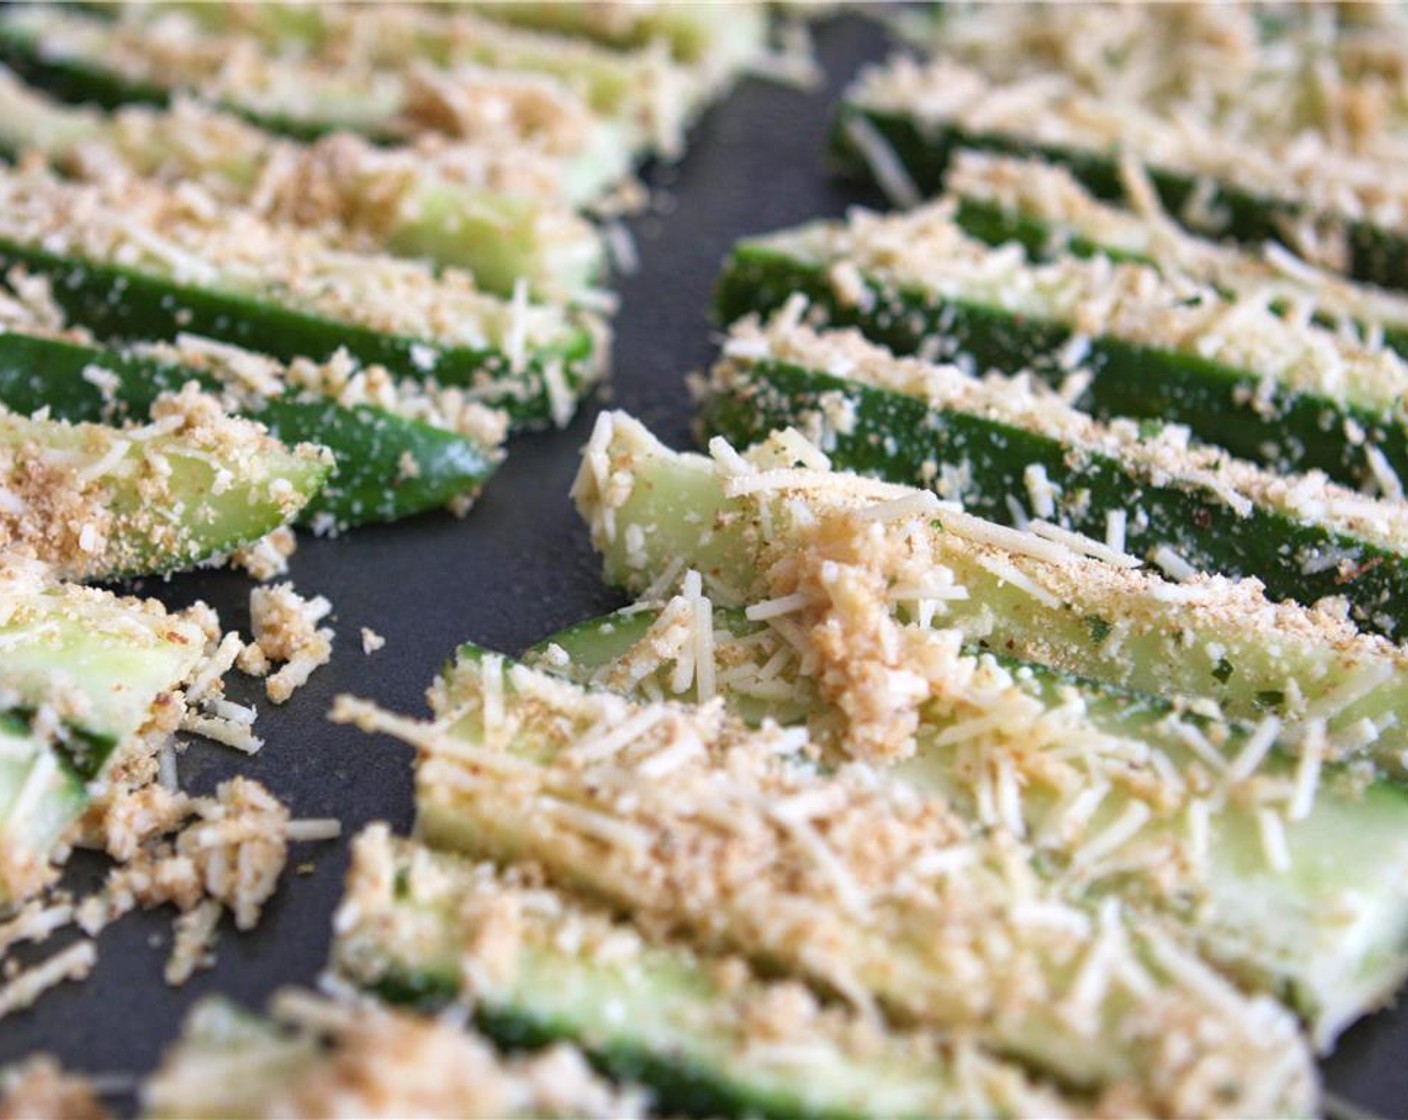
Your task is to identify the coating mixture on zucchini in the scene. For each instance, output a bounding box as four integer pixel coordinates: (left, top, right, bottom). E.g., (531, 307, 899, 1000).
(834, 52, 1408, 287)
(0, 3, 743, 160)
(716, 201, 1408, 488)
(704, 308, 1408, 637)
(573, 413, 1408, 775)
(0, 70, 606, 300)
(0, 165, 606, 429)
(0, 560, 207, 904)
(535, 593, 1408, 1050)
(144, 0, 750, 159)
(893, 2, 1408, 146)
(945, 149, 1408, 354)
(0, 1055, 108, 1120)
(334, 824, 1080, 1120)
(334, 647, 1318, 1116)
(0, 321, 508, 529)
(0, 385, 329, 581)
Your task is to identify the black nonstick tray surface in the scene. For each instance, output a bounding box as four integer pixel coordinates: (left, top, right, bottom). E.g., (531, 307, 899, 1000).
(1, 15, 1405, 1116)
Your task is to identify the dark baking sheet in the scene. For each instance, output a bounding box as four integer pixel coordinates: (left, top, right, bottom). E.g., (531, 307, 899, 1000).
(0, 14, 1404, 1115)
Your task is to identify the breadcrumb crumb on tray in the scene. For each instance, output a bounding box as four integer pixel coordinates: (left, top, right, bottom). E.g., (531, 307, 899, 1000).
(238, 582, 335, 703)
(0, 941, 97, 1023)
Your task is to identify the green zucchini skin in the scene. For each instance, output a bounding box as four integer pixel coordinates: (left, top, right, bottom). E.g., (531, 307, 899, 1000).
(950, 198, 1123, 264)
(715, 243, 1408, 491)
(831, 104, 1408, 291)
(578, 413, 1408, 774)
(0, 27, 168, 113)
(701, 357, 1408, 638)
(0, 331, 498, 527)
(342, 822, 1072, 1120)
(0, 237, 594, 431)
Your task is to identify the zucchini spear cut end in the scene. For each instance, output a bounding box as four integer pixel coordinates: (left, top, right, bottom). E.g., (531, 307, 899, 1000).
(0, 567, 210, 903)
(0, 564, 207, 742)
(335, 825, 1081, 1120)
(0, 387, 330, 582)
(0, 329, 503, 529)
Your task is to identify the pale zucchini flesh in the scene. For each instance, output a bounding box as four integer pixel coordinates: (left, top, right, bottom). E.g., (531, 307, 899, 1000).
(144, 991, 640, 1120)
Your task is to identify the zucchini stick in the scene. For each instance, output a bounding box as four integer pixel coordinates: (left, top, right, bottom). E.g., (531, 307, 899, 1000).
(946, 150, 1408, 358)
(0, 67, 606, 300)
(333, 650, 1317, 1116)
(336, 825, 1078, 1120)
(715, 203, 1408, 490)
(704, 312, 1408, 639)
(572, 412, 1408, 776)
(833, 54, 1408, 289)
(0, 386, 329, 581)
(0, 328, 505, 529)
(0, 165, 607, 430)
(0, 5, 699, 161)
(891, 2, 1408, 142)
(0, 5, 397, 141)
(154, 1, 710, 159)
(535, 603, 1408, 1049)
(0, 6, 638, 204)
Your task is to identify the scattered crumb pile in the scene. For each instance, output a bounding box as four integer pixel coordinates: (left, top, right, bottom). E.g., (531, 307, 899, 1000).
(0, 572, 341, 1020)
(238, 583, 336, 705)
